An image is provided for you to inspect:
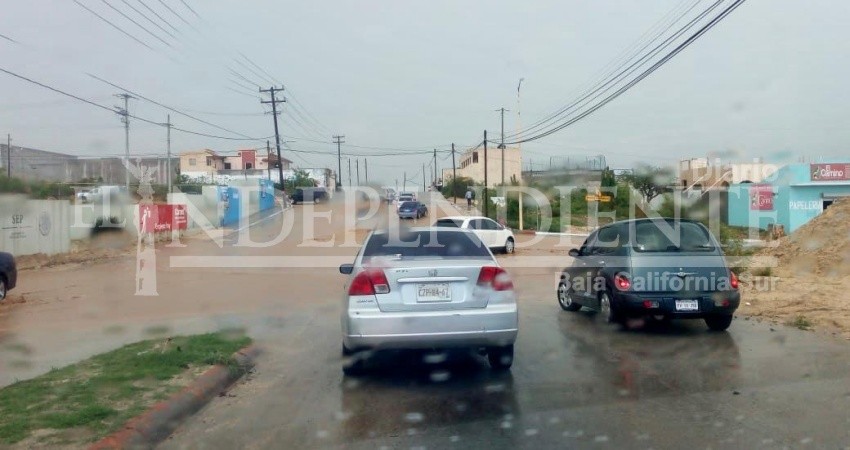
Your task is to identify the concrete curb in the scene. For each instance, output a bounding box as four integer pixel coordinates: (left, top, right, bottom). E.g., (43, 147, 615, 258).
(90, 344, 262, 450)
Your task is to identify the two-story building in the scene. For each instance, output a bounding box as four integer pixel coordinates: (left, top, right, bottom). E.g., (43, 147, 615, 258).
(442, 146, 522, 186)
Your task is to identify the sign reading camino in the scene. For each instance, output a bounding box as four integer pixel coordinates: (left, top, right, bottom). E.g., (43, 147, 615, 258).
(810, 163, 850, 182)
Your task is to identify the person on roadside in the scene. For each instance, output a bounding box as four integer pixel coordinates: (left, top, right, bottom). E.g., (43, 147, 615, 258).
(465, 188, 473, 210)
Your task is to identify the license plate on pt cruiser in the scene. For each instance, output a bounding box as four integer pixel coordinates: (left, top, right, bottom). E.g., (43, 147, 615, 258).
(675, 299, 700, 311)
(417, 283, 451, 302)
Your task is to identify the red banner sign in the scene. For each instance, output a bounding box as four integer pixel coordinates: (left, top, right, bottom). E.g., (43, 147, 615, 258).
(810, 163, 850, 182)
(749, 185, 774, 211)
(139, 204, 188, 233)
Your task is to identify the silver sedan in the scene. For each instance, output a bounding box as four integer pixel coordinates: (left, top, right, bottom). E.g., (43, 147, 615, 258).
(339, 228, 518, 373)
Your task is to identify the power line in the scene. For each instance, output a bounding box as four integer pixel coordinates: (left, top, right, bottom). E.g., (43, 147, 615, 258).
(0, 33, 19, 44)
(72, 0, 155, 51)
(503, 0, 712, 141)
(99, 0, 173, 48)
(507, 0, 746, 144)
(177, 0, 202, 19)
(155, 0, 197, 31)
(117, 0, 178, 40)
(0, 66, 272, 142)
(135, 0, 181, 34)
(87, 73, 262, 140)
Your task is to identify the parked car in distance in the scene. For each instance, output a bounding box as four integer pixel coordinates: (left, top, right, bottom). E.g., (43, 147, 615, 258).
(339, 228, 518, 374)
(292, 187, 328, 204)
(395, 194, 416, 211)
(397, 201, 428, 219)
(381, 188, 397, 204)
(434, 216, 515, 254)
(75, 189, 91, 203)
(0, 252, 17, 302)
(557, 218, 740, 331)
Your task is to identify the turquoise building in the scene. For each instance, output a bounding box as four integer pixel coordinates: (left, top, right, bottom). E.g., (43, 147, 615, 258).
(728, 162, 850, 233)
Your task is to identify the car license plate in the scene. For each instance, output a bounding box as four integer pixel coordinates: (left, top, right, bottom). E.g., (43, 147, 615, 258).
(675, 299, 700, 311)
(417, 283, 451, 302)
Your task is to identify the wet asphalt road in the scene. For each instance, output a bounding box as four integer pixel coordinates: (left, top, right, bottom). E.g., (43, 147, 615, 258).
(157, 197, 850, 450)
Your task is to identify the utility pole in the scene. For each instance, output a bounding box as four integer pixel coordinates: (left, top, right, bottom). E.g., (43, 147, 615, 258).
(260, 86, 286, 190)
(348, 158, 351, 187)
(5, 134, 10, 178)
(403, 171, 406, 191)
(356, 158, 360, 185)
(165, 115, 172, 193)
(451, 143, 457, 204)
(496, 107, 509, 188)
(266, 140, 272, 180)
(333, 135, 345, 189)
(483, 130, 488, 218)
(422, 163, 426, 192)
(115, 93, 135, 190)
(433, 149, 438, 186)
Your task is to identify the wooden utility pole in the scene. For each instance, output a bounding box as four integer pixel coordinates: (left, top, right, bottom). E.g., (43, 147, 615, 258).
(451, 143, 456, 204)
(483, 130, 488, 218)
(260, 86, 286, 188)
(333, 135, 345, 189)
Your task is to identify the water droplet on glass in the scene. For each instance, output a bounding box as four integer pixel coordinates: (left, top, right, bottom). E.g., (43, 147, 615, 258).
(500, 421, 512, 429)
(449, 435, 460, 442)
(430, 370, 450, 382)
(405, 412, 424, 423)
(525, 429, 538, 436)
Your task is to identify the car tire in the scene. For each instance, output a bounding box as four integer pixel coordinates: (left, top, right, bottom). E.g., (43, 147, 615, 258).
(557, 282, 581, 311)
(0, 277, 6, 302)
(705, 315, 733, 331)
(504, 237, 515, 254)
(598, 291, 622, 324)
(487, 344, 514, 371)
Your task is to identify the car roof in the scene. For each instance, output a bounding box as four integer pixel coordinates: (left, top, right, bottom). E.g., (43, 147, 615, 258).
(602, 218, 704, 227)
(438, 216, 492, 222)
(371, 227, 475, 235)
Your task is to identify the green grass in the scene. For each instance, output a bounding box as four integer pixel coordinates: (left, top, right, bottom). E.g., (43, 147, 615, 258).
(787, 316, 813, 331)
(0, 332, 251, 446)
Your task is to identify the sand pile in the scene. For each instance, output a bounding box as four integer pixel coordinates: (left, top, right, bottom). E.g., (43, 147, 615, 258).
(758, 198, 850, 277)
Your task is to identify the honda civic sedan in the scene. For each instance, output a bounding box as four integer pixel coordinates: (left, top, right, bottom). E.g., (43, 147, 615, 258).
(557, 218, 740, 331)
(339, 228, 518, 373)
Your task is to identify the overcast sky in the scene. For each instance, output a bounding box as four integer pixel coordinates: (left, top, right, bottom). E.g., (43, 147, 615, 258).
(1, 0, 848, 184)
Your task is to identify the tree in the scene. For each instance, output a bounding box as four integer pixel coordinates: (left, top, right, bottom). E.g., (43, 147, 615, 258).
(289, 169, 316, 188)
(620, 165, 675, 204)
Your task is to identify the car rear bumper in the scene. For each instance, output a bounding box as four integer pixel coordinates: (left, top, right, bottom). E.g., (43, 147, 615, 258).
(397, 211, 418, 218)
(343, 305, 518, 350)
(613, 291, 740, 318)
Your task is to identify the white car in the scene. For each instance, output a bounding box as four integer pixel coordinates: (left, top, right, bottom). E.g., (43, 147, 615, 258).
(395, 194, 415, 211)
(339, 228, 518, 374)
(434, 216, 516, 254)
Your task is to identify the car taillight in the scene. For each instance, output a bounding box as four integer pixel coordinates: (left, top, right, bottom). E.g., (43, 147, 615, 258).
(477, 266, 514, 291)
(348, 269, 391, 295)
(730, 271, 739, 290)
(614, 273, 631, 291)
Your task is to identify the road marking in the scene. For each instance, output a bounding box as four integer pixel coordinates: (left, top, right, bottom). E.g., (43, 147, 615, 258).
(226, 207, 287, 237)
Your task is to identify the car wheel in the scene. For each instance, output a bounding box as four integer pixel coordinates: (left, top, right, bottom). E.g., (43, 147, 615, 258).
(598, 291, 621, 324)
(0, 277, 6, 301)
(558, 282, 581, 311)
(487, 344, 514, 371)
(504, 237, 515, 254)
(705, 315, 733, 331)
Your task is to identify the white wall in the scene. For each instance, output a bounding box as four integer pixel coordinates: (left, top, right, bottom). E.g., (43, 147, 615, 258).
(0, 195, 71, 256)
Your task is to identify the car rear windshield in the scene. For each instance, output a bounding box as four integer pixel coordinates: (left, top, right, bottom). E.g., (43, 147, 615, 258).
(629, 221, 715, 252)
(434, 219, 463, 228)
(399, 201, 417, 208)
(362, 231, 491, 259)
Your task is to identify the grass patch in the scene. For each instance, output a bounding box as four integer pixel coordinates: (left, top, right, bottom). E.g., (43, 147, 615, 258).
(0, 332, 251, 446)
(787, 316, 813, 331)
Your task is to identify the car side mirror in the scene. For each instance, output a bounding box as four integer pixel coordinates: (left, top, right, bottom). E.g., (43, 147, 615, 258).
(568, 248, 581, 257)
(339, 264, 354, 275)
